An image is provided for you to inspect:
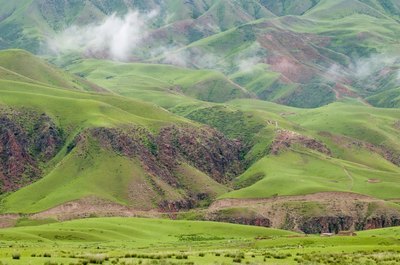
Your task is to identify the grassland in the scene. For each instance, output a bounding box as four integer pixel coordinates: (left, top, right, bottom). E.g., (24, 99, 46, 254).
(0, 50, 201, 213)
(2, 51, 399, 212)
(220, 99, 400, 199)
(0, 217, 400, 264)
(64, 59, 250, 105)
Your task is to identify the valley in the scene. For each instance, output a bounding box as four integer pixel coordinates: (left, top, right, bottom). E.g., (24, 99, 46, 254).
(0, 0, 399, 264)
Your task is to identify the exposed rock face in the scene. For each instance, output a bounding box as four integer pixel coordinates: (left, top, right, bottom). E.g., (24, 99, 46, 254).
(0, 109, 63, 192)
(211, 215, 271, 227)
(270, 130, 332, 155)
(300, 214, 400, 233)
(88, 125, 243, 185)
(159, 199, 196, 212)
(360, 215, 400, 230)
(207, 193, 400, 234)
(157, 126, 243, 183)
(300, 216, 354, 234)
(75, 125, 244, 211)
(33, 114, 64, 160)
(0, 116, 37, 191)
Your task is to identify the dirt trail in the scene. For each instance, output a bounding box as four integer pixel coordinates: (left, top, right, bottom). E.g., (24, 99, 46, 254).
(343, 168, 354, 190)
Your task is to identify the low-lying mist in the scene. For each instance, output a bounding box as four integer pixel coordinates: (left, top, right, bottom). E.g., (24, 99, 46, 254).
(47, 10, 157, 61)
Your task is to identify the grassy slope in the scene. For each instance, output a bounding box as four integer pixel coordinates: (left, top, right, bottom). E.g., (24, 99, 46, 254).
(167, 0, 400, 107)
(10, 53, 398, 210)
(0, 50, 208, 213)
(224, 150, 400, 199)
(367, 87, 400, 108)
(65, 59, 251, 104)
(57, 53, 400, 203)
(0, 217, 293, 243)
(0, 49, 104, 91)
(0, 78, 189, 212)
(219, 99, 400, 199)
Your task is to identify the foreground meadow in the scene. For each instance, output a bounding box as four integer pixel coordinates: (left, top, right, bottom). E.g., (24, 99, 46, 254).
(0, 217, 400, 265)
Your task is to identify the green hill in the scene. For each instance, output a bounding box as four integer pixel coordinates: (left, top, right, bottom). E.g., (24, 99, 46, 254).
(0, 50, 240, 214)
(0, 49, 104, 91)
(0, 0, 400, 237)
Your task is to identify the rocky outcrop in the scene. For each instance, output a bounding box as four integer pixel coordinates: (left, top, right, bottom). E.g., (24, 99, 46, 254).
(156, 126, 243, 183)
(270, 130, 331, 156)
(300, 216, 354, 234)
(87, 125, 244, 186)
(70, 125, 244, 211)
(159, 199, 196, 212)
(360, 215, 400, 230)
(32, 114, 64, 160)
(0, 109, 63, 192)
(207, 193, 400, 234)
(211, 215, 271, 227)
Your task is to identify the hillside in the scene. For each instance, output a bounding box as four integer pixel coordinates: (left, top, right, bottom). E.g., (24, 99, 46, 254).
(1, 0, 400, 108)
(1, 217, 400, 264)
(0, 0, 399, 242)
(0, 50, 397, 235)
(0, 49, 104, 91)
(0, 50, 246, 216)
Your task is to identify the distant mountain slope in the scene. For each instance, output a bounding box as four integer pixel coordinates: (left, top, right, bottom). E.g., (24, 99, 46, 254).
(0, 49, 104, 91)
(0, 51, 399, 234)
(64, 59, 252, 103)
(0, 0, 275, 52)
(1, 0, 400, 108)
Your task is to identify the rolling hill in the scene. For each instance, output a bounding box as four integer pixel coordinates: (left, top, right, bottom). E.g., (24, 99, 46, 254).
(0, 0, 399, 239)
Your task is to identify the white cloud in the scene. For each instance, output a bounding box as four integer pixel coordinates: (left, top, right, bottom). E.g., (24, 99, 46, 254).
(47, 10, 158, 61)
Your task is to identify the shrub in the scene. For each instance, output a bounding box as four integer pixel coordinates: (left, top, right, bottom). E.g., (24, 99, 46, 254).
(12, 252, 21, 259)
(233, 258, 242, 263)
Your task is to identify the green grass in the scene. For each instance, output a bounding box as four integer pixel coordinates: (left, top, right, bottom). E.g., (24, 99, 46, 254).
(215, 99, 400, 199)
(0, 78, 187, 131)
(223, 150, 400, 199)
(1, 218, 400, 264)
(1, 141, 146, 213)
(65, 59, 251, 105)
(0, 217, 293, 243)
(0, 50, 100, 91)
